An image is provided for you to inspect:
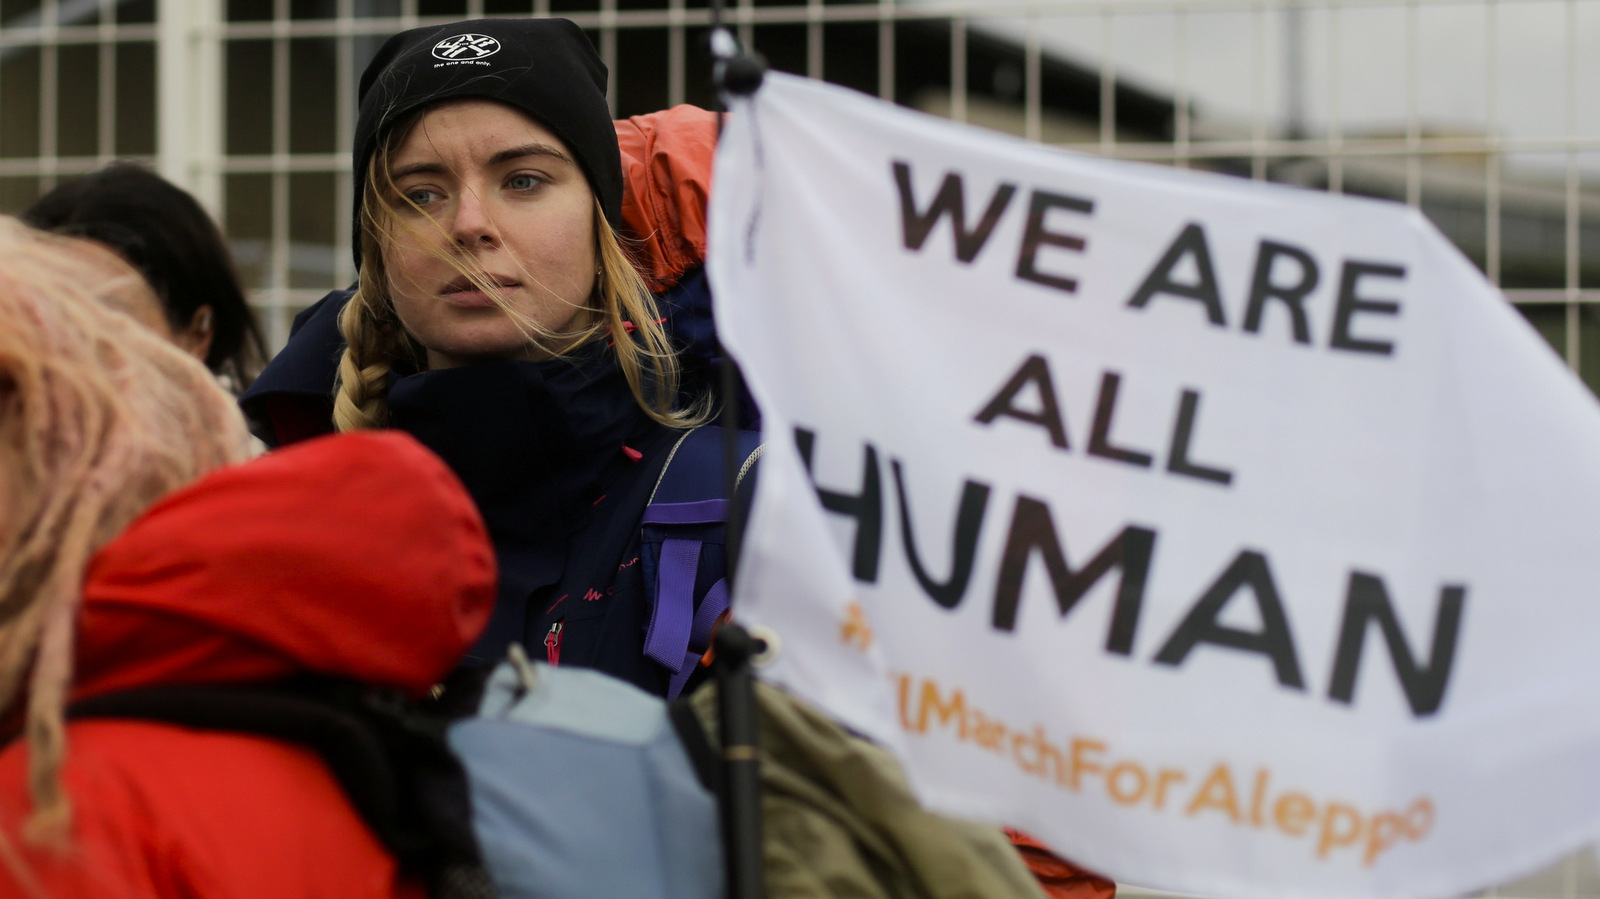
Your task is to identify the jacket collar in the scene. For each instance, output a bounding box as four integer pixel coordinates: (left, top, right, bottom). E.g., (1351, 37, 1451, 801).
(387, 347, 655, 660)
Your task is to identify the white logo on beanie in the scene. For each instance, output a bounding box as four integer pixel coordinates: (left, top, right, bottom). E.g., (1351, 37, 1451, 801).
(432, 33, 502, 61)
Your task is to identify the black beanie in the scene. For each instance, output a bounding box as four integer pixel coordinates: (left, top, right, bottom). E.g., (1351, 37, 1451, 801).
(352, 17, 622, 267)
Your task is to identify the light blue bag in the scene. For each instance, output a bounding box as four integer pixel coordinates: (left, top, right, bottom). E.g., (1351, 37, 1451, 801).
(446, 651, 724, 899)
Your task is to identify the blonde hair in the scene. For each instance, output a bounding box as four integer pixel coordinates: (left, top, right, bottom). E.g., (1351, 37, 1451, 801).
(334, 112, 706, 432)
(0, 217, 251, 860)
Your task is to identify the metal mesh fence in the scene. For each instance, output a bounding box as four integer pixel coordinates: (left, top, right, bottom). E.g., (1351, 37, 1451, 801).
(0, 1, 1596, 893)
(1, 0, 1594, 371)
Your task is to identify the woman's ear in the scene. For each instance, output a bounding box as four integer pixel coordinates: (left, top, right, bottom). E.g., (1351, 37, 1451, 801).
(175, 304, 215, 363)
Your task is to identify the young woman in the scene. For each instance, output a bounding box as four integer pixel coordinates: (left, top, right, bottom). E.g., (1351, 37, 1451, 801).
(270, 17, 752, 694)
(243, 21, 1111, 896)
(24, 163, 268, 390)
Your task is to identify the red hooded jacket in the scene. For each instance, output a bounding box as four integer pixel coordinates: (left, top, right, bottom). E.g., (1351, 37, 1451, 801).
(0, 432, 496, 899)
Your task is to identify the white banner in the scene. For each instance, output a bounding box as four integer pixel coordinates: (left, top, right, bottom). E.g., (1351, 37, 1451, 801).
(710, 72, 1600, 899)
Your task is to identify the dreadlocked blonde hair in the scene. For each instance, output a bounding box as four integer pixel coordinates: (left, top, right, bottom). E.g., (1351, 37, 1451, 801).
(334, 106, 708, 432)
(0, 217, 251, 859)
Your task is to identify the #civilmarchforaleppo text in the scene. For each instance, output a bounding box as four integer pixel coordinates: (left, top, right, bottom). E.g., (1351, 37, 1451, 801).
(891, 668, 1434, 868)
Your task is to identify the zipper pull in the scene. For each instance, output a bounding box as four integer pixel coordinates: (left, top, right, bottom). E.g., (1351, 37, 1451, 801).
(506, 642, 538, 699)
(544, 621, 563, 667)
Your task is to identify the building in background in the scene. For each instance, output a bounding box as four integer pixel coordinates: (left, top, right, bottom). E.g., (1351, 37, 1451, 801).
(0, 6, 1596, 889)
(0, 0, 1594, 383)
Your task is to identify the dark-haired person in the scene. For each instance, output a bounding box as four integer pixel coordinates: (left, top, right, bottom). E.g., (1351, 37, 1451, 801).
(24, 162, 268, 390)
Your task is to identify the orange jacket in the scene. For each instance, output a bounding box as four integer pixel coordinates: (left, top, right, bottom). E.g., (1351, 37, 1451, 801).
(616, 104, 718, 292)
(1005, 828, 1118, 899)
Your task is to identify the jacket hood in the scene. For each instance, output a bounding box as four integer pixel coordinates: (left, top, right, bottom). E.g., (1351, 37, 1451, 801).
(72, 431, 496, 700)
(615, 104, 715, 292)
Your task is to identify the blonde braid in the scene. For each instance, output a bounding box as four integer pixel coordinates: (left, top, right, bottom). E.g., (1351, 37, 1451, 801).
(333, 258, 410, 431)
(334, 140, 433, 432)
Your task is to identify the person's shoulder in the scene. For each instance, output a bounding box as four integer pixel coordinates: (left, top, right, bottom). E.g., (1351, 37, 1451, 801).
(6, 721, 417, 899)
(48, 719, 346, 810)
(650, 425, 763, 507)
(0, 723, 187, 899)
(239, 287, 353, 447)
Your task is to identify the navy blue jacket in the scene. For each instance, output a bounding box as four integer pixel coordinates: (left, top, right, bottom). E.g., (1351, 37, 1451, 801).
(240, 268, 755, 695)
(389, 352, 682, 690)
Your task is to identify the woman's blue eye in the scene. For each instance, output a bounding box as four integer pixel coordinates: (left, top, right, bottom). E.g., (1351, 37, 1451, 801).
(508, 174, 540, 191)
(404, 188, 440, 206)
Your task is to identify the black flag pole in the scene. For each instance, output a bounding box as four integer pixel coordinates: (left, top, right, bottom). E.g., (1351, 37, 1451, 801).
(705, 7, 767, 899)
(709, 0, 766, 575)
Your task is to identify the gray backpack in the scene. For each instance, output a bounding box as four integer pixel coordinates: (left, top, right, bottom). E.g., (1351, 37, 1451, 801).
(449, 650, 724, 899)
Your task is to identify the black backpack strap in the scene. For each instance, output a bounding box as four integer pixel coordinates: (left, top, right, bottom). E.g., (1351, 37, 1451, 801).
(70, 685, 402, 839)
(68, 681, 494, 899)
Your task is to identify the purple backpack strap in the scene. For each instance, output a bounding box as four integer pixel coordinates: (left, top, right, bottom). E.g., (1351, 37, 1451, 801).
(641, 428, 763, 699)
